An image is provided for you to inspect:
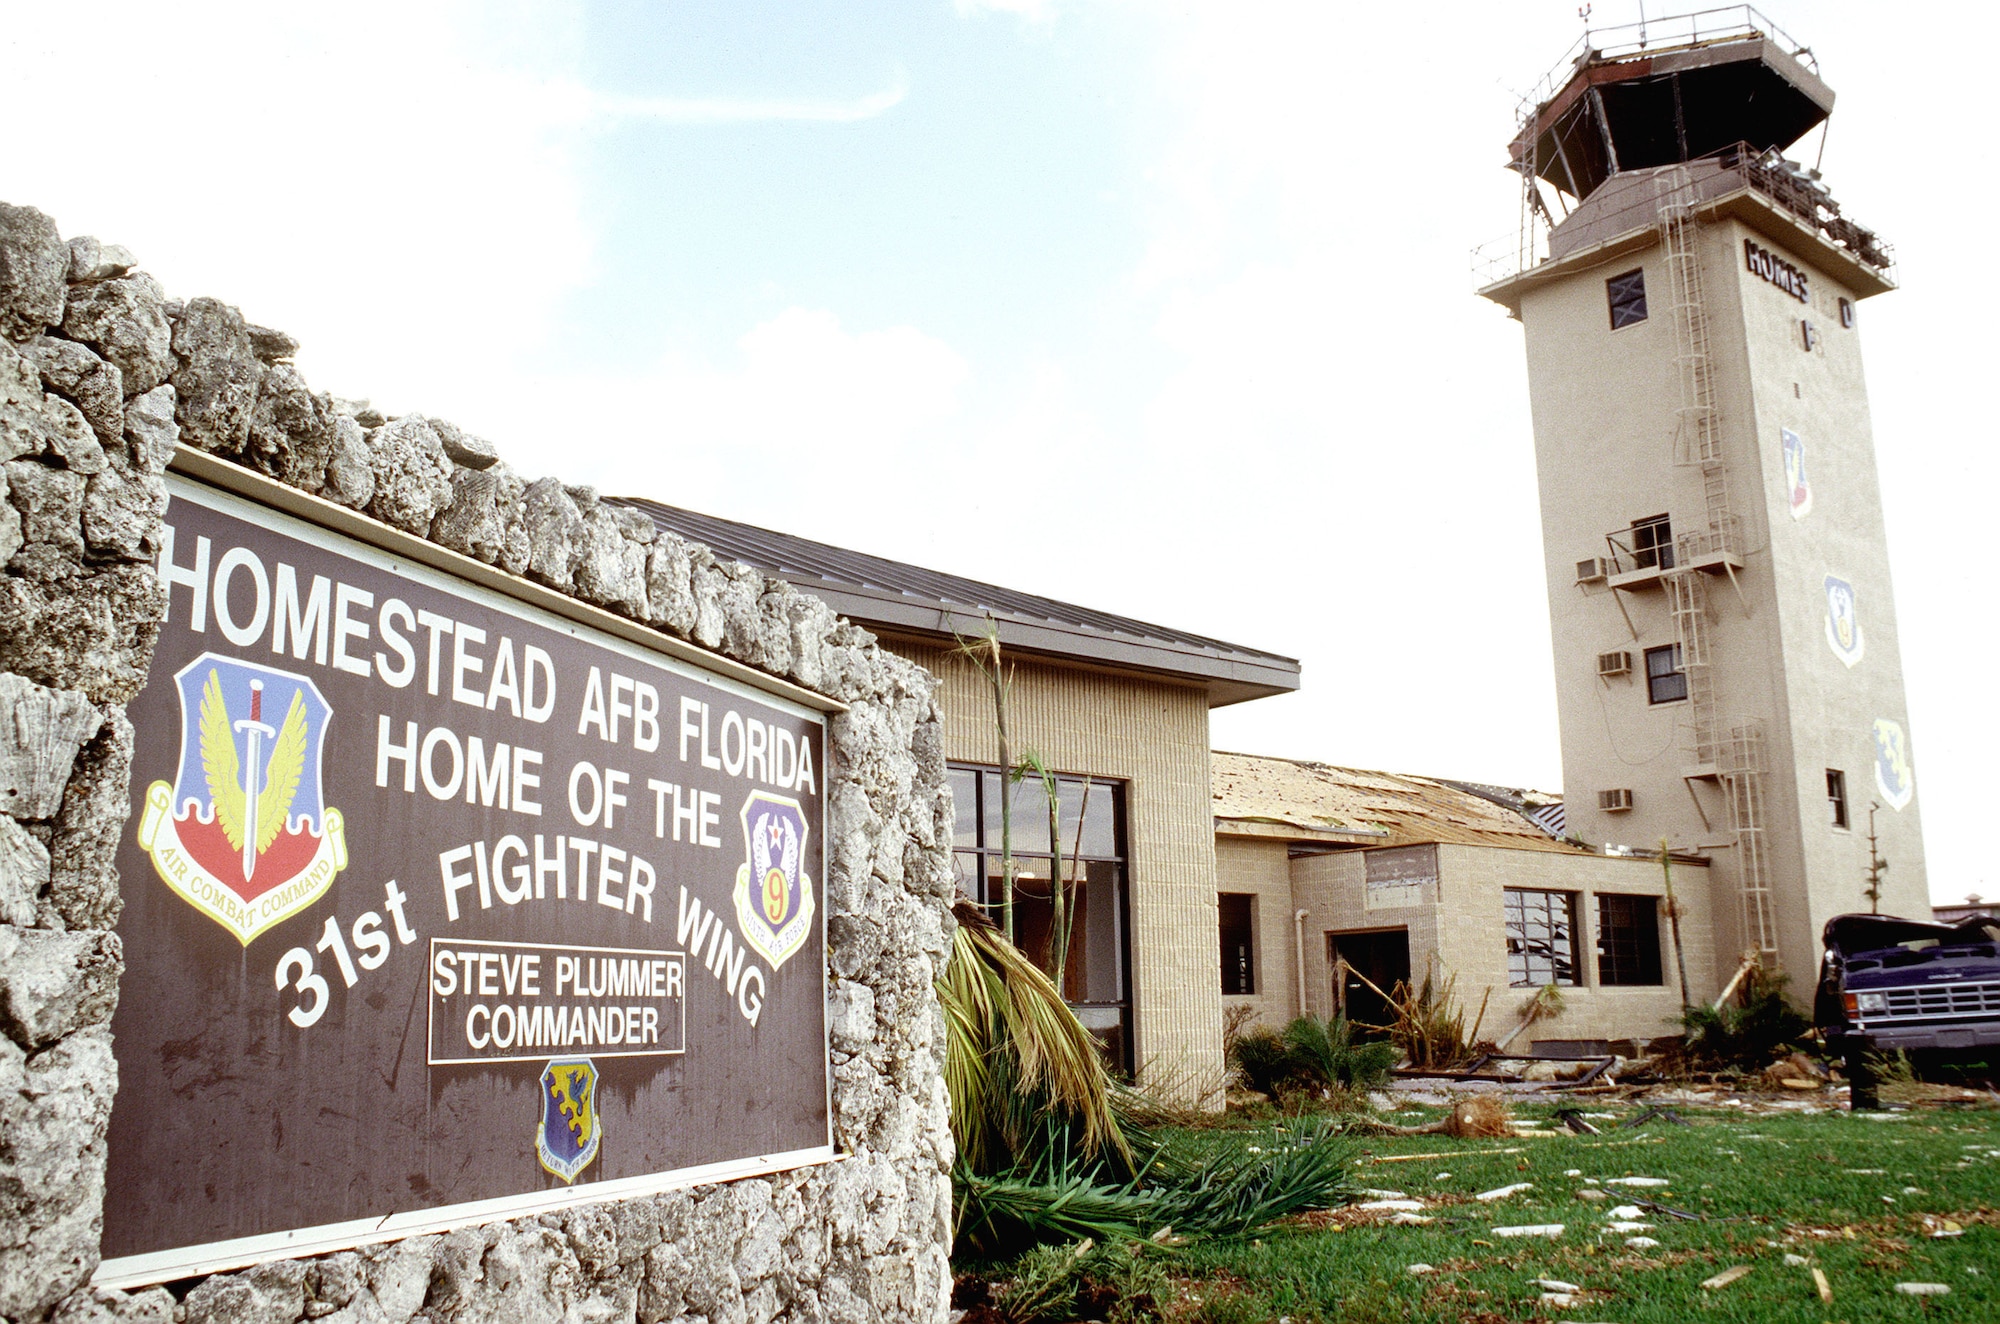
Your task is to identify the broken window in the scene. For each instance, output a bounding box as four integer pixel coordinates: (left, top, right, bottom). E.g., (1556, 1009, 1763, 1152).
(1506, 888, 1580, 987)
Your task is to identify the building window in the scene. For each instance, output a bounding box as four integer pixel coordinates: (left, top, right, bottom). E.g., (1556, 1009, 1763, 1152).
(1506, 888, 1580, 987)
(1645, 644, 1687, 705)
(1630, 514, 1675, 570)
(1827, 768, 1849, 829)
(1219, 893, 1255, 995)
(947, 763, 1132, 1071)
(1596, 894, 1664, 986)
(1607, 268, 1648, 329)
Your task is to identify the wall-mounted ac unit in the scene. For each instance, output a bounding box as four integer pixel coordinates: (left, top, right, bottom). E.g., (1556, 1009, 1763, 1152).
(1598, 788, 1635, 812)
(1596, 650, 1632, 677)
(1575, 557, 1611, 584)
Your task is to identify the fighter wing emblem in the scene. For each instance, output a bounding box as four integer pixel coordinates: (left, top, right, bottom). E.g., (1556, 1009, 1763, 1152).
(198, 668, 246, 850)
(255, 689, 309, 855)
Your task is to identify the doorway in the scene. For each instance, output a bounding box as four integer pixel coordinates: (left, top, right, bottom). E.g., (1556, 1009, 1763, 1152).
(1328, 928, 1411, 1037)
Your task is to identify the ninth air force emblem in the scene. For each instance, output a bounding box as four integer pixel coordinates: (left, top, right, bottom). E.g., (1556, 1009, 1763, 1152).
(136, 654, 347, 945)
(734, 791, 815, 971)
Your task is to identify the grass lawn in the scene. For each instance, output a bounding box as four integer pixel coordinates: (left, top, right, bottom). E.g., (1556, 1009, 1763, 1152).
(1165, 1099, 2000, 1323)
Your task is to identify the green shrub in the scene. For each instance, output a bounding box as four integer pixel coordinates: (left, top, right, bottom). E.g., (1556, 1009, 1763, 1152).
(1229, 1026, 1299, 1098)
(1283, 1015, 1398, 1093)
(1680, 966, 1812, 1070)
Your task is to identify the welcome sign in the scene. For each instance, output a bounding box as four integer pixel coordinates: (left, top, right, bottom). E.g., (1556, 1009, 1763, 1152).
(99, 474, 832, 1285)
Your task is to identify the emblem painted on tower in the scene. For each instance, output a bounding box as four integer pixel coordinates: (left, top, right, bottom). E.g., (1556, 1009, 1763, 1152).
(537, 1057, 602, 1183)
(1823, 574, 1864, 668)
(1873, 718, 1914, 811)
(733, 790, 815, 971)
(1782, 427, 1812, 520)
(135, 654, 347, 946)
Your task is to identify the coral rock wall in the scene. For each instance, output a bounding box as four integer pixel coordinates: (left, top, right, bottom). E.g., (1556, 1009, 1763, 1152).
(0, 201, 954, 1324)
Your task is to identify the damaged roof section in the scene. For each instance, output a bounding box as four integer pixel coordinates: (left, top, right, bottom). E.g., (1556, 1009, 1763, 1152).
(1212, 751, 1574, 852)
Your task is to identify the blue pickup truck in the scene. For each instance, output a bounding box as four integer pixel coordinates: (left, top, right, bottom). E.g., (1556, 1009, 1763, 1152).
(1815, 912, 2000, 1106)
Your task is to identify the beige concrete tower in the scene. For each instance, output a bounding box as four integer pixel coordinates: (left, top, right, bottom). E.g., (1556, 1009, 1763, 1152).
(1481, 10, 1927, 982)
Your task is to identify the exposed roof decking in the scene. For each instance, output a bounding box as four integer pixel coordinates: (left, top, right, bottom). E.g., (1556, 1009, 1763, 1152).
(613, 498, 1301, 707)
(1212, 750, 1577, 853)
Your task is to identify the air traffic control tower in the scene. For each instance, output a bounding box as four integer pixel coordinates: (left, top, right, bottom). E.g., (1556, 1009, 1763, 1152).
(1479, 8, 1926, 981)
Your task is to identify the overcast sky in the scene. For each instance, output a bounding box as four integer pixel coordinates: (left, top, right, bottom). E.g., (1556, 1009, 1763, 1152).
(3, 2, 1988, 904)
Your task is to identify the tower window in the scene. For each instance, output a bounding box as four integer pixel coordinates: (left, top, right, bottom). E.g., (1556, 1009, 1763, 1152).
(1827, 769, 1849, 829)
(1596, 894, 1664, 986)
(1630, 514, 1675, 570)
(1219, 893, 1255, 995)
(1607, 268, 1648, 329)
(1645, 644, 1687, 705)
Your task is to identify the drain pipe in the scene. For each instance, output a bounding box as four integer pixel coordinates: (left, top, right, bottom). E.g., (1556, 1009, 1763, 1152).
(1294, 909, 1310, 1020)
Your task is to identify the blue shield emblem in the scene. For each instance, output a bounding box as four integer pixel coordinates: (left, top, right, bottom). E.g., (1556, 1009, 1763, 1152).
(1823, 574, 1864, 668)
(537, 1056, 601, 1183)
(1781, 428, 1812, 520)
(733, 791, 815, 970)
(134, 653, 347, 945)
(1873, 718, 1914, 811)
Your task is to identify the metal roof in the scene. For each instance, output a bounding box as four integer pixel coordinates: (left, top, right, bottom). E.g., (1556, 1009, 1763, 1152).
(1212, 751, 1577, 853)
(610, 497, 1301, 707)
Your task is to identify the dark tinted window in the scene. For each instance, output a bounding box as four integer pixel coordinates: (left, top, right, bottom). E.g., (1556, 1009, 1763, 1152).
(1608, 268, 1648, 329)
(1827, 769, 1849, 829)
(1597, 893, 1663, 986)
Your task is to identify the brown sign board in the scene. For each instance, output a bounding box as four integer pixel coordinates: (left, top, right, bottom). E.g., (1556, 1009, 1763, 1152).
(97, 475, 832, 1286)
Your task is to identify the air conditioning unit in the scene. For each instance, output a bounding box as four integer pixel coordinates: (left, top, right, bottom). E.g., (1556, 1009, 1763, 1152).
(1596, 650, 1632, 678)
(1575, 557, 1611, 584)
(1598, 788, 1635, 812)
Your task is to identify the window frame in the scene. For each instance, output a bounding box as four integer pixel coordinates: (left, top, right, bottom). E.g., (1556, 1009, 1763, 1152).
(1506, 887, 1582, 988)
(1607, 268, 1649, 330)
(1595, 892, 1664, 986)
(1644, 643, 1688, 705)
(1218, 893, 1256, 996)
(1630, 513, 1675, 570)
(947, 762, 1134, 1073)
(1827, 768, 1850, 830)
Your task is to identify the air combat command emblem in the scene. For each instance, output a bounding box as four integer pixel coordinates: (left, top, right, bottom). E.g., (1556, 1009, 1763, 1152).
(136, 653, 347, 945)
(538, 1056, 602, 1183)
(733, 790, 815, 971)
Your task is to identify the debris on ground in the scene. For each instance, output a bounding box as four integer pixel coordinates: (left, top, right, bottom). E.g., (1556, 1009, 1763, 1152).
(1492, 1223, 1565, 1238)
(1405, 1263, 1435, 1276)
(1474, 1181, 1533, 1201)
(1895, 1282, 1951, 1295)
(1812, 1266, 1833, 1303)
(1701, 1265, 1753, 1290)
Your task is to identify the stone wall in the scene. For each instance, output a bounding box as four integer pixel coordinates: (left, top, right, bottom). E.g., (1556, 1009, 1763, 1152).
(0, 202, 955, 1324)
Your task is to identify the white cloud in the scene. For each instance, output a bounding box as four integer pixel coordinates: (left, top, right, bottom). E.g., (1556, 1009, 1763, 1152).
(590, 74, 909, 125)
(954, 0, 1060, 25)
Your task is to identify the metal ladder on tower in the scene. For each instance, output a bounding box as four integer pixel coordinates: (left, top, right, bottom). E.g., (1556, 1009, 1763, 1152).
(1655, 167, 1777, 965)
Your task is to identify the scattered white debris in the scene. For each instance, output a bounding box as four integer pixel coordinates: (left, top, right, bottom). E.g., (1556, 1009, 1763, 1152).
(1701, 1266, 1753, 1290)
(1388, 1212, 1435, 1226)
(1358, 1199, 1428, 1212)
(1604, 1177, 1669, 1187)
(1582, 1177, 1601, 1185)
(1477, 1182, 1534, 1202)
(1896, 1283, 1951, 1296)
(1625, 1236, 1659, 1249)
(1604, 1221, 1652, 1233)
(1606, 1205, 1645, 1220)
(1564, 1169, 1583, 1177)
(1434, 1172, 1452, 1180)
(1540, 1292, 1580, 1308)
(1860, 1113, 1907, 1122)
(1406, 1263, 1435, 1276)
(1583, 1112, 1618, 1119)
(1842, 1168, 1885, 1175)
(1902, 1186, 1923, 1195)
(1360, 1189, 1408, 1200)
(1922, 1216, 1964, 1239)
(1493, 1224, 1565, 1238)
(1783, 1253, 1810, 1267)
(1575, 1189, 1610, 1203)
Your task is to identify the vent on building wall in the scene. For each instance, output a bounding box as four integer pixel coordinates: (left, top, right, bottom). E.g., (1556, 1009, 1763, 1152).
(1598, 788, 1635, 812)
(1596, 650, 1632, 677)
(1576, 557, 1611, 584)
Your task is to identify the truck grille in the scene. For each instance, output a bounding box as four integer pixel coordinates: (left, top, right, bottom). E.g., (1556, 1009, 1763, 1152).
(1880, 981, 2000, 1019)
